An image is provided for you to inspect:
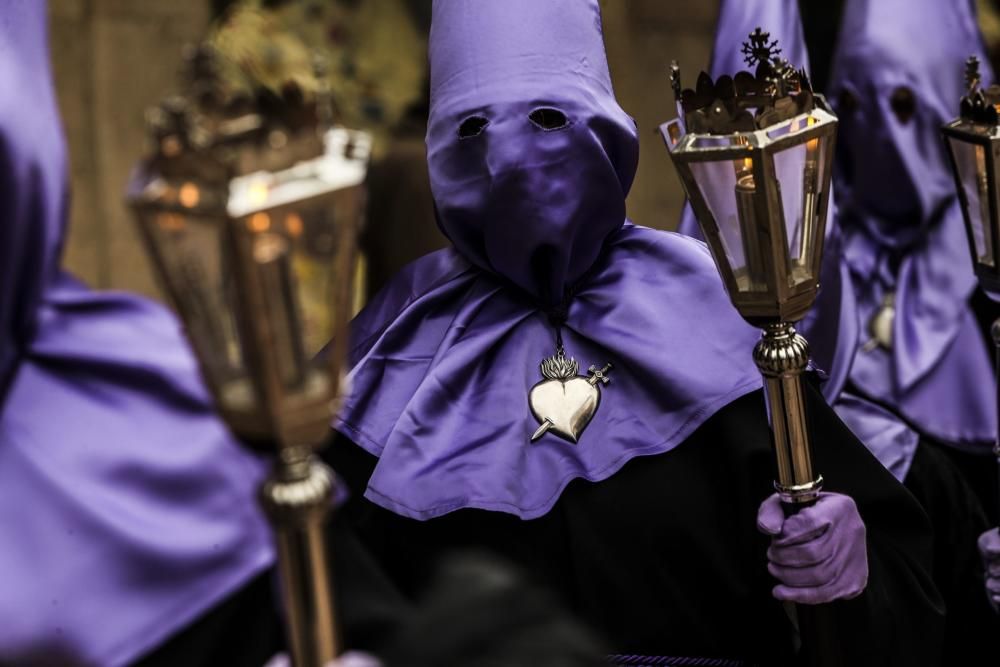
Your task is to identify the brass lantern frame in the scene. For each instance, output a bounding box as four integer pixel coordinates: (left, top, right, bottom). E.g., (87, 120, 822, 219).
(662, 107, 838, 325)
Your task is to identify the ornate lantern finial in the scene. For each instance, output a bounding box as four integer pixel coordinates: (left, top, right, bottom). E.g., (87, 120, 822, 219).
(966, 55, 982, 93)
(670, 29, 815, 135)
(741, 27, 781, 68)
(959, 55, 1000, 125)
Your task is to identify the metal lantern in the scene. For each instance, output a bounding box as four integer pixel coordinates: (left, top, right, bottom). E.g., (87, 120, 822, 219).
(661, 60, 837, 325)
(660, 29, 837, 507)
(942, 55, 1000, 518)
(126, 47, 370, 667)
(660, 28, 841, 667)
(943, 56, 1000, 297)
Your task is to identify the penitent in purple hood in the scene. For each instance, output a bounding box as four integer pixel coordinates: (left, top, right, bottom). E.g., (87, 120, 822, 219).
(0, 2, 273, 664)
(334, 0, 764, 520)
(825, 0, 996, 449)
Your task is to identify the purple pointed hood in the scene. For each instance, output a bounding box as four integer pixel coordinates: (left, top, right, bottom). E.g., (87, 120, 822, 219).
(426, 0, 638, 306)
(825, 0, 996, 448)
(335, 0, 763, 520)
(0, 3, 273, 664)
(830, 0, 983, 239)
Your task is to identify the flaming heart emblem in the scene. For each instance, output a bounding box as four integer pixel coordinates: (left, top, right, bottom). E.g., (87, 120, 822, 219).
(529, 350, 612, 444)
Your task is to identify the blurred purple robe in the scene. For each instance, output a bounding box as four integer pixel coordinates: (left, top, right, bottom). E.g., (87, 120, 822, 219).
(830, 0, 994, 451)
(0, 4, 274, 665)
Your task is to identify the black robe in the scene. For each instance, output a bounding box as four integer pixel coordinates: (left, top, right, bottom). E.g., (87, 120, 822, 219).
(327, 384, 945, 666)
(902, 440, 999, 665)
(967, 286, 1000, 526)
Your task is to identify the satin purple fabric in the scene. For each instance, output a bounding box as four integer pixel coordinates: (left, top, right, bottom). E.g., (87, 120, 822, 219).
(825, 0, 996, 450)
(334, 0, 763, 520)
(425, 0, 638, 307)
(831, 394, 919, 482)
(0, 4, 273, 665)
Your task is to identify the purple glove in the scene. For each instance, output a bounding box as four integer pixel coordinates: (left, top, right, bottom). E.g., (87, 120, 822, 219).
(264, 652, 382, 667)
(757, 492, 869, 604)
(979, 527, 1000, 612)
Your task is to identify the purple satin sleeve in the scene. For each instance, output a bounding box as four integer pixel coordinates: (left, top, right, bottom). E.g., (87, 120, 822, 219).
(832, 393, 919, 481)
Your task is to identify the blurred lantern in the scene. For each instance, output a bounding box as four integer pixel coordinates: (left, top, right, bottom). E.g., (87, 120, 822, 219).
(660, 29, 840, 666)
(126, 45, 370, 667)
(942, 54, 1000, 518)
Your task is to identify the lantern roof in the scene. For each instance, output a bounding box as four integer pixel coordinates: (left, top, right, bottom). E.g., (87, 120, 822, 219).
(959, 55, 1000, 126)
(143, 43, 336, 180)
(672, 28, 815, 135)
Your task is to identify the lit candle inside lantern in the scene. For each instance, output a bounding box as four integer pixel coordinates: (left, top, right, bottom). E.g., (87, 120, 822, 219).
(253, 232, 307, 389)
(975, 144, 994, 262)
(179, 182, 200, 208)
(733, 151, 768, 289)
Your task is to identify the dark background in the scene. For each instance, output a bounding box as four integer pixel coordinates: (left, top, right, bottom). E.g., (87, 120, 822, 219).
(49, 0, 721, 300)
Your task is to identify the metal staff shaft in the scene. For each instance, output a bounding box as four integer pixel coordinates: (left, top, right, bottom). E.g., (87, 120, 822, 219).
(753, 322, 823, 505)
(260, 446, 340, 667)
(753, 322, 839, 667)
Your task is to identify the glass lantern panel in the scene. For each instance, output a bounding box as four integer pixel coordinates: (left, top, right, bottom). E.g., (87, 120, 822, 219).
(238, 190, 359, 408)
(689, 155, 769, 293)
(948, 136, 995, 267)
(772, 126, 830, 287)
(141, 207, 259, 415)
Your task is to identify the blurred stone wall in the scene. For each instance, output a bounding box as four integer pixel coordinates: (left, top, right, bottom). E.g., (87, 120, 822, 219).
(600, 0, 719, 230)
(50, 0, 210, 299)
(51, 0, 718, 299)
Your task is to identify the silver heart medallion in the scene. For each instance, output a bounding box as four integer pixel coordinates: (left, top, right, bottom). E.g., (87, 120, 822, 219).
(529, 349, 612, 444)
(862, 291, 896, 353)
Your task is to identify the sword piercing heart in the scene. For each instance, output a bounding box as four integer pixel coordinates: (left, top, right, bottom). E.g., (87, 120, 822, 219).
(529, 349, 612, 444)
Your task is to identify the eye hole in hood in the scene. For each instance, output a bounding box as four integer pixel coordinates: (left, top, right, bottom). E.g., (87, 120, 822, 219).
(889, 86, 916, 125)
(458, 115, 490, 138)
(529, 107, 569, 131)
(837, 88, 859, 115)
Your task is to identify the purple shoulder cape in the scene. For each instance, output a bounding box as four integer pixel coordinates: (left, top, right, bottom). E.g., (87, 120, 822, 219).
(335, 224, 762, 520)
